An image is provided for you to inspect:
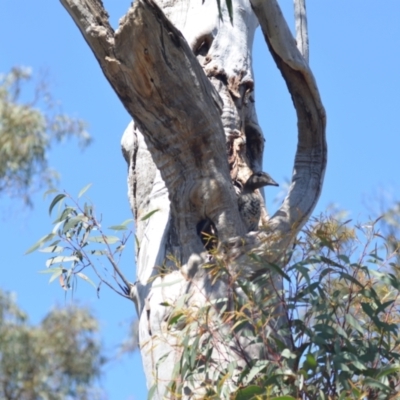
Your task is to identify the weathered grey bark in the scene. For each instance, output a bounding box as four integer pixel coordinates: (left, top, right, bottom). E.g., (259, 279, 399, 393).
(61, 0, 326, 397)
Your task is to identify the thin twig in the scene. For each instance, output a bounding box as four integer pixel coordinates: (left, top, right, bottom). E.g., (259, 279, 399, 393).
(106, 252, 133, 292)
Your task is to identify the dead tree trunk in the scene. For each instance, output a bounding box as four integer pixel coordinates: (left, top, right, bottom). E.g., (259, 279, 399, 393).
(61, 0, 326, 397)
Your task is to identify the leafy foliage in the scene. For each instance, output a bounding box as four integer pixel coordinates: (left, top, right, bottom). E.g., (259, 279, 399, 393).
(0, 289, 105, 400)
(157, 213, 400, 399)
(0, 67, 91, 205)
(28, 186, 134, 299)
(382, 201, 400, 267)
(34, 191, 400, 399)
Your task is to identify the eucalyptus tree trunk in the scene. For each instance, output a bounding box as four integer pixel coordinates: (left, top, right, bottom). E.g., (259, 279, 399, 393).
(61, 0, 326, 398)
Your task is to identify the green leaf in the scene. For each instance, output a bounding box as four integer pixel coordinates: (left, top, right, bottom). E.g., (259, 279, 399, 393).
(235, 386, 264, 400)
(53, 206, 76, 223)
(338, 254, 350, 263)
(190, 336, 200, 369)
(43, 188, 59, 199)
(351, 359, 367, 371)
(135, 234, 140, 249)
(244, 360, 268, 384)
(62, 215, 86, 233)
(39, 245, 64, 253)
(376, 365, 400, 379)
(281, 349, 296, 359)
(44, 234, 58, 246)
(248, 255, 290, 282)
(363, 377, 392, 392)
(49, 268, 63, 283)
(304, 353, 317, 369)
(226, 0, 233, 24)
(90, 250, 106, 256)
(115, 244, 125, 253)
(361, 302, 376, 319)
(49, 193, 66, 216)
(376, 299, 395, 314)
(76, 272, 96, 288)
(84, 203, 93, 216)
(25, 233, 56, 255)
(168, 312, 184, 326)
(25, 241, 41, 255)
(147, 383, 157, 400)
(46, 255, 79, 267)
(141, 209, 159, 221)
(156, 352, 169, 368)
(78, 183, 92, 198)
(290, 264, 310, 284)
(108, 224, 128, 231)
(109, 219, 133, 230)
(345, 314, 364, 334)
(319, 255, 344, 269)
(339, 272, 364, 288)
(101, 236, 120, 245)
(215, 0, 223, 21)
(38, 267, 66, 274)
(88, 235, 120, 244)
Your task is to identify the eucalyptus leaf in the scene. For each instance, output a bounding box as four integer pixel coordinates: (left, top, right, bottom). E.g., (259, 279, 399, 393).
(76, 272, 96, 288)
(235, 386, 264, 400)
(43, 188, 59, 199)
(49, 268, 63, 283)
(140, 209, 159, 221)
(78, 183, 92, 198)
(49, 193, 66, 216)
(25, 233, 56, 255)
(38, 267, 66, 274)
(39, 245, 64, 253)
(46, 255, 79, 267)
(88, 235, 120, 244)
(243, 360, 269, 385)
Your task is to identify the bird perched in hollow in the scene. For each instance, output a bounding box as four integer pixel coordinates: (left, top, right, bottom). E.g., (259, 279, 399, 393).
(238, 171, 279, 232)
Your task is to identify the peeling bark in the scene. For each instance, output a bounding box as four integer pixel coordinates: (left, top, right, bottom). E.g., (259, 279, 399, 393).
(61, 0, 326, 397)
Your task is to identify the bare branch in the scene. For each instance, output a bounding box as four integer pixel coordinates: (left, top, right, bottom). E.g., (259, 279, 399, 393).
(249, 0, 326, 253)
(106, 252, 132, 293)
(59, 0, 115, 63)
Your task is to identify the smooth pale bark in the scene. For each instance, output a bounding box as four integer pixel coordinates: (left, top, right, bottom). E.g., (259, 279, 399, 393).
(293, 0, 309, 62)
(61, 0, 326, 397)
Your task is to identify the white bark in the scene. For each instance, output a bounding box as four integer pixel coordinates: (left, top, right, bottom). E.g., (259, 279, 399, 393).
(293, 0, 309, 62)
(61, 0, 326, 397)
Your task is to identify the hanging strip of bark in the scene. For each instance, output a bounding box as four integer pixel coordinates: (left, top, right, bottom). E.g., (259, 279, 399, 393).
(250, 0, 327, 256)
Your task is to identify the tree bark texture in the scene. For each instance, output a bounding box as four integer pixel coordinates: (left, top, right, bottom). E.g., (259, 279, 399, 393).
(61, 0, 326, 397)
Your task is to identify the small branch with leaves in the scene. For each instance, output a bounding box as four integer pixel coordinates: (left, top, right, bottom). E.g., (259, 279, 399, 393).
(26, 184, 135, 301)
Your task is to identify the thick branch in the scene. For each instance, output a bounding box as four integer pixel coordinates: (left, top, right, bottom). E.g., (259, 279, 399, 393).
(61, 0, 246, 261)
(62, 1, 325, 396)
(59, 0, 115, 64)
(250, 0, 327, 253)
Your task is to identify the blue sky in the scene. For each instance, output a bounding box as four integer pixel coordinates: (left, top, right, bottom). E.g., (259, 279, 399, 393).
(1, 1, 400, 399)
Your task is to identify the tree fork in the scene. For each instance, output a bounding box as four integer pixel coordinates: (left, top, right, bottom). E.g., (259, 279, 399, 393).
(61, 0, 326, 397)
